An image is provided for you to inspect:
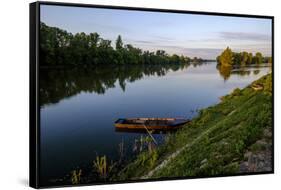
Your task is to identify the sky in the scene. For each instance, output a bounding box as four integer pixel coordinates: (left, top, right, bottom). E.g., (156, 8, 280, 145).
(40, 5, 272, 59)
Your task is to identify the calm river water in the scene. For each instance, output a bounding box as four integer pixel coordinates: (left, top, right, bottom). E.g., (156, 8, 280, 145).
(39, 62, 270, 183)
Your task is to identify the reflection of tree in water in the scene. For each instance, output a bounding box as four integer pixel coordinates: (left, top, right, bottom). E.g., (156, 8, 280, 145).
(217, 64, 232, 81)
(231, 66, 251, 77)
(253, 70, 260, 75)
(40, 63, 190, 107)
(216, 64, 264, 81)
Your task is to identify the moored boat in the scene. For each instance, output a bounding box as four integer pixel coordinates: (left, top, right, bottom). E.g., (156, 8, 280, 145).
(251, 83, 264, 91)
(114, 117, 189, 131)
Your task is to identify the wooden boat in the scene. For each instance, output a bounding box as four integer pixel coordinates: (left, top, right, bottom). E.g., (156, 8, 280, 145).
(114, 118, 189, 131)
(251, 83, 264, 91)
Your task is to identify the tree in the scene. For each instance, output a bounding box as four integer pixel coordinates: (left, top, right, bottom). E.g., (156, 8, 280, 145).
(217, 48, 268, 66)
(218, 47, 233, 66)
(241, 52, 249, 66)
(268, 57, 272, 68)
(232, 52, 241, 65)
(255, 52, 263, 64)
(89, 33, 100, 48)
(115, 35, 123, 50)
(170, 54, 180, 64)
(40, 22, 206, 66)
(268, 57, 272, 64)
(247, 53, 253, 65)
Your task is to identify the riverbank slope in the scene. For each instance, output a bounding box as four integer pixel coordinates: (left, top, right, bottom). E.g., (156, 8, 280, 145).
(116, 73, 272, 180)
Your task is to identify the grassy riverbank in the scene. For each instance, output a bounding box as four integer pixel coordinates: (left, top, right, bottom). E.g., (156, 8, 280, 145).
(116, 73, 272, 180)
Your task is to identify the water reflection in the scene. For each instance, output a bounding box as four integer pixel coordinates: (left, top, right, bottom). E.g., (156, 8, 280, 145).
(40, 62, 270, 107)
(40, 63, 195, 106)
(216, 64, 270, 81)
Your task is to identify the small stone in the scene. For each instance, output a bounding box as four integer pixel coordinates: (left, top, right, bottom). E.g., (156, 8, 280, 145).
(239, 162, 249, 172)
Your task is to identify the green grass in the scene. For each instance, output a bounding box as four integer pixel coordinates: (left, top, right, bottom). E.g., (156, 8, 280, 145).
(116, 74, 272, 180)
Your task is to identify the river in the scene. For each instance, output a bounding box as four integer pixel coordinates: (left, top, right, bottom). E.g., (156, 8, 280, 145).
(39, 62, 270, 184)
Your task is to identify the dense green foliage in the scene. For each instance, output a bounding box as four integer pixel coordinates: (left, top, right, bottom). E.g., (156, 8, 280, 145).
(40, 22, 205, 66)
(217, 47, 233, 66)
(117, 74, 272, 179)
(216, 47, 272, 81)
(217, 47, 272, 67)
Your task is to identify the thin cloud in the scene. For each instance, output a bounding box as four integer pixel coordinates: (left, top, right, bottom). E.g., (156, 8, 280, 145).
(132, 40, 155, 44)
(219, 32, 270, 41)
(145, 45, 223, 59)
(152, 35, 174, 41)
(182, 48, 223, 59)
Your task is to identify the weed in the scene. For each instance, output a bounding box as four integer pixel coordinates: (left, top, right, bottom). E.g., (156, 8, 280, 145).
(71, 169, 82, 184)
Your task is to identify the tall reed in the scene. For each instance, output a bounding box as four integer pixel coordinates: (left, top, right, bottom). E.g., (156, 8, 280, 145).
(93, 155, 107, 179)
(71, 169, 82, 184)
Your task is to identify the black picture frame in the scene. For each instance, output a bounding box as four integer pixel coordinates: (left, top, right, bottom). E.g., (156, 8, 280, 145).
(30, 1, 274, 188)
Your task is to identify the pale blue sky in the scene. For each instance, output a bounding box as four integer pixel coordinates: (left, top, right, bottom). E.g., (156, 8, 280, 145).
(41, 5, 272, 59)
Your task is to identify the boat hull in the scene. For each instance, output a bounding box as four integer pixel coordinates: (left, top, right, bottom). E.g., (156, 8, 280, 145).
(114, 118, 189, 131)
